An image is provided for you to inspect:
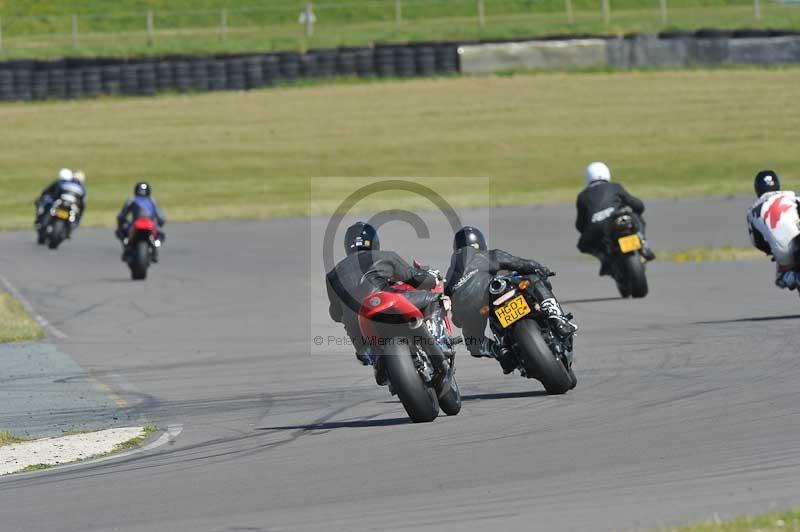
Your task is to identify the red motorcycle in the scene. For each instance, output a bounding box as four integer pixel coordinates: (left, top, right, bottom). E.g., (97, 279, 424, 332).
(125, 217, 160, 280)
(358, 266, 462, 423)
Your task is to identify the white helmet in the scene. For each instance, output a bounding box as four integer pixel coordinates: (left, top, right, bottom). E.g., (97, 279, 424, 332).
(73, 170, 85, 184)
(585, 162, 611, 185)
(58, 168, 73, 181)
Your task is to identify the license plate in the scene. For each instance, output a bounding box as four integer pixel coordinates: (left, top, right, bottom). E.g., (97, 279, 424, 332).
(494, 294, 531, 328)
(618, 234, 642, 253)
(54, 210, 70, 220)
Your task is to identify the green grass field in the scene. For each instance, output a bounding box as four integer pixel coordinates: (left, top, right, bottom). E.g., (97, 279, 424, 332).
(0, 67, 796, 231)
(0, 288, 44, 343)
(0, 0, 798, 59)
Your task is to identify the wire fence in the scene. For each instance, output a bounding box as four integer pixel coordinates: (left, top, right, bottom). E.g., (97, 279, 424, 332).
(0, 0, 797, 58)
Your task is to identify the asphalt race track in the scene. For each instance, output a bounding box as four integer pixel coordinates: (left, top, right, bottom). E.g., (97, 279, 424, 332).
(1, 197, 799, 532)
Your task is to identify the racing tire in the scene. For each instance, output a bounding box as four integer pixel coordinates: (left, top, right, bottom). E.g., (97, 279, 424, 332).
(47, 220, 66, 249)
(438, 373, 462, 416)
(384, 339, 439, 423)
(568, 366, 578, 390)
(622, 253, 648, 298)
(514, 319, 573, 395)
(130, 241, 150, 281)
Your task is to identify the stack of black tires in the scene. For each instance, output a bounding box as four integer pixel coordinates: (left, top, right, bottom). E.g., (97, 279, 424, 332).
(0, 42, 462, 102)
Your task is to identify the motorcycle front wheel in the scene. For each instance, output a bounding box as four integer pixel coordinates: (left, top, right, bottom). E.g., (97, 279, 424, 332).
(384, 339, 439, 423)
(438, 373, 462, 416)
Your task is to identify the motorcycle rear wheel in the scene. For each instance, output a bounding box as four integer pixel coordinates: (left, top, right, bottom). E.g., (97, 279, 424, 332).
(130, 241, 150, 281)
(384, 340, 439, 423)
(514, 319, 573, 395)
(47, 220, 66, 250)
(621, 253, 648, 298)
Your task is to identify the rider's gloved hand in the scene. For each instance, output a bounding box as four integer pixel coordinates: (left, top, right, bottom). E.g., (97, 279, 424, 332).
(535, 267, 554, 278)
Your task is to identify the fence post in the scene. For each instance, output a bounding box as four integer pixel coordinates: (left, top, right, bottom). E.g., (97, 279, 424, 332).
(659, 0, 667, 23)
(146, 10, 154, 46)
(220, 9, 228, 41)
(477, 0, 486, 28)
(395, 0, 402, 28)
(71, 14, 78, 48)
(304, 2, 314, 37)
(753, 0, 761, 20)
(565, 0, 574, 24)
(602, 0, 610, 24)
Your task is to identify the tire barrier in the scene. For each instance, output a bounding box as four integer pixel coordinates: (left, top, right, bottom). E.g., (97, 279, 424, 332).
(83, 66, 102, 98)
(375, 46, 396, 78)
(261, 54, 280, 86)
(155, 61, 174, 92)
(416, 45, 437, 77)
(101, 65, 121, 95)
(208, 60, 227, 91)
(226, 58, 246, 91)
(173, 61, 192, 92)
(2, 31, 795, 102)
(0, 70, 14, 101)
(139, 63, 157, 96)
(395, 46, 417, 77)
(191, 59, 209, 91)
(279, 52, 301, 83)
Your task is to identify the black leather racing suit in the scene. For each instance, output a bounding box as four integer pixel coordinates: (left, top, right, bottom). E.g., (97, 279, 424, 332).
(326, 250, 437, 356)
(444, 248, 552, 355)
(575, 181, 645, 256)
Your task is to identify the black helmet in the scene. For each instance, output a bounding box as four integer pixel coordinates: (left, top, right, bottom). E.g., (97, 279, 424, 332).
(754, 170, 780, 197)
(344, 222, 379, 255)
(134, 182, 151, 197)
(453, 226, 486, 251)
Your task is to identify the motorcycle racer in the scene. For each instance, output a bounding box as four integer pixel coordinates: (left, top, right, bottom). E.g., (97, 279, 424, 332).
(444, 226, 576, 373)
(576, 162, 655, 275)
(747, 170, 800, 291)
(325, 222, 438, 370)
(35, 168, 86, 234)
(116, 182, 166, 262)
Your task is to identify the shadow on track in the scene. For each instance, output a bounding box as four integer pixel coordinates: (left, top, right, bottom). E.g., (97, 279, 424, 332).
(561, 296, 622, 305)
(462, 390, 547, 401)
(695, 314, 800, 325)
(258, 417, 410, 431)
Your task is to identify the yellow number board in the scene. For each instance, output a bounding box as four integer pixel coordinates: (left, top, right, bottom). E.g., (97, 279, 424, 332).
(54, 210, 70, 220)
(618, 234, 642, 253)
(494, 294, 532, 328)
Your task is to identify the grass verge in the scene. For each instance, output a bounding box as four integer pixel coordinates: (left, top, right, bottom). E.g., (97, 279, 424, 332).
(0, 289, 44, 343)
(0, 431, 26, 447)
(659, 247, 764, 263)
(666, 510, 800, 531)
(108, 424, 158, 453)
(0, 68, 797, 231)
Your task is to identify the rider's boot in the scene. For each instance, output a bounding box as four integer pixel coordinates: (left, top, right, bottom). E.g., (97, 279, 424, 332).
(540, 298, 578, 338)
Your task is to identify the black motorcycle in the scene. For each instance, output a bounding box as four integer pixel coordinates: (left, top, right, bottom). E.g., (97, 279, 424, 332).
(124, 217, 159, 280)
(37, 193, 80, 249)
(484, 272, 576, 394)
(603, 207, 649, 298)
